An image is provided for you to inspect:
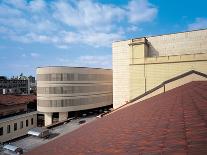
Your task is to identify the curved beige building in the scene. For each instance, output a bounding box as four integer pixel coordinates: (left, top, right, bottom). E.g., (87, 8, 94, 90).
(37, 67, 112, 126)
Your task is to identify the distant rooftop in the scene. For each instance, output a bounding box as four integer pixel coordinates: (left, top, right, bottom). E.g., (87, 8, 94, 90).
(0, 95, 36, 106)
(26, 81, 207, 155)
(37, 66, 112, 71)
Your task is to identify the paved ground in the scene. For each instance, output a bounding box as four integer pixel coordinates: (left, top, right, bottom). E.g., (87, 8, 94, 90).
(0, 116, 97, 155)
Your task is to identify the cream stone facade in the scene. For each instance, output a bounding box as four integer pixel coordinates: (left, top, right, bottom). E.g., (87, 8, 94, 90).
(0, 112, 37, 143)
(37, 67, 112, 126)
(113, 29, 207, 109)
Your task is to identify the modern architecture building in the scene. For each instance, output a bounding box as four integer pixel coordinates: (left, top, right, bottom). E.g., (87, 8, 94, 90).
(36, 67, 112, 126)
(113, 29, 207, 109)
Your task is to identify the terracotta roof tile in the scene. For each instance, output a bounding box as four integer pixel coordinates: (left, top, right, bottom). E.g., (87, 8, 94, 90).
(0, 95, 36, 106)
(27, 81, 207, 155)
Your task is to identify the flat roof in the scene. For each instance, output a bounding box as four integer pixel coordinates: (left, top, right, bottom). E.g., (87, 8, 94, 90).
(0, 111, 37, 123)
(37, 66, 112, 71)
(26, 81, 207, 155)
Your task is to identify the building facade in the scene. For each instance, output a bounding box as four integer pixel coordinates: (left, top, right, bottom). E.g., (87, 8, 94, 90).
(0, 95, 36, 118)
(0, 77, 29, 95)
(0, 111, 37, 143)
(113, 29, 207, 109)
(36, 67, 112, 126)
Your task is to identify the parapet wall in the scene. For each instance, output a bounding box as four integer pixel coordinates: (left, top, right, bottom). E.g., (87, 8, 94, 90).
(147, 29, 207, 56)
(132, 52, 207, 64)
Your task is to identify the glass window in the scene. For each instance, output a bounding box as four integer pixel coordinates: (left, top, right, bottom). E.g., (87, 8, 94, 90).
(20, 121, 23, 129)
(0, 127, 3, 136)
(7, 125, 10, 133)
(14, 123, 17, 131)
(31, 118, 33, 125)
(26, 120, 28, 127)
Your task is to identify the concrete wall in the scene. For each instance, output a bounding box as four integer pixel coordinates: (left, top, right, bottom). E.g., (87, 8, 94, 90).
(112, 40, 131, 109)
(0, 112, 37, 143)
(130, 53, 207, 99)
(147, 29, 207, 56)
(130, 73, 207, 104)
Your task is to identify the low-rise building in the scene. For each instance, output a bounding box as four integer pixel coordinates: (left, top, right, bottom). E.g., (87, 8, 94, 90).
(0, 111, 37, 143)
(0, 95, 36, 118)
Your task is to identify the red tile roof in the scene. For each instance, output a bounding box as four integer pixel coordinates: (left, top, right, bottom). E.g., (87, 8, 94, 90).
(0, 95, 36, 106)
(27, 81, 207, 155)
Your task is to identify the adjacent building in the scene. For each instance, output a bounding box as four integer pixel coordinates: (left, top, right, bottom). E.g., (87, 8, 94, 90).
(0, 95, 36, 118)
(0, 95, 37, 143)
(0, 111, 37, 143)
(0, 76, 29, 95)
(113, 29, 207, 109)
(36, 67, 112, 126)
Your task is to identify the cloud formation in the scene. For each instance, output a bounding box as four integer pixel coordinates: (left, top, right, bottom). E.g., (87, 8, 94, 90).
(188, 18, 207, 30)
(0, 0, 158, 48)
(58, 55, 112, 68)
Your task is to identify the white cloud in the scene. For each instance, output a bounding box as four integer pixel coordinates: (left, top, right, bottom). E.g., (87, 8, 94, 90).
(127, 25, 140, 32)
(29, 0, 46, 12)
(79, 55, 112, 66)
(0, 4, 22, 17)
(82, 31, 123, 47)
(52, 0, 124, 30)
(3, 0, 27, 10)
(127, 0, 157, 23)
(58, 55, 112, 68)
(0, 0, 158, 48)
(188, 18, 207, 30)
(30, 52, 40, 58)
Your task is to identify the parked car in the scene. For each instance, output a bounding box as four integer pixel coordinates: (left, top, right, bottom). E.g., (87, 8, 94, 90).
(3, 144, 23, 154)
(79, 120, 86, 124)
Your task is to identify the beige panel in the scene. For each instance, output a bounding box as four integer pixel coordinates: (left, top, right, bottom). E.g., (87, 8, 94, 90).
(147, 29, 207, 56)
(44, 112, 52, 126)
(112, 40, 131, 109)
(38, 101, 112, 113)
(165, 74, 207, 91)
(59, 112, 68, 122)
(129, 59, 207, 100)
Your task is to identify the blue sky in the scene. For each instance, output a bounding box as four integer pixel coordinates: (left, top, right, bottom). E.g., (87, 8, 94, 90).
(0, 0, 207, 77)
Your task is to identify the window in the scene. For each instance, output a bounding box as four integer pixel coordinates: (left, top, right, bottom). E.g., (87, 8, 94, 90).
(26, 120, 28, 127)
(14, 123, 17, 131)
(0, 127, 3, 136)
(31, 118, 33, 125)
(20, 121, 23, 129)
(7, 125, 10, 133)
